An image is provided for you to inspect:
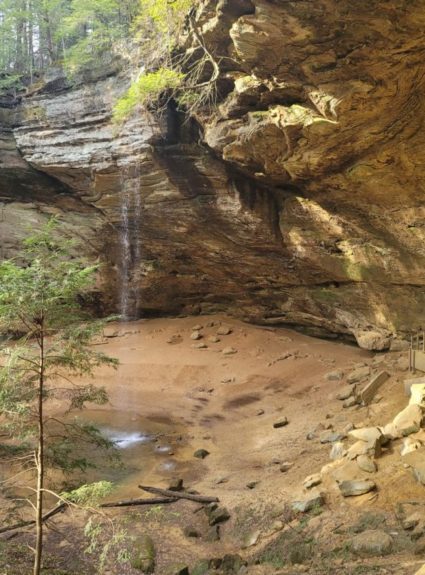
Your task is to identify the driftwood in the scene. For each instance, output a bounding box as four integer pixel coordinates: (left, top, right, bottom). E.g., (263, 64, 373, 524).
(101, 497, 177, 508)
(0, 502, 67, 535)
(138, 485, 219, 504)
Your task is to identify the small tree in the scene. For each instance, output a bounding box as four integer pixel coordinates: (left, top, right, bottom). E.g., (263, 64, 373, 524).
(0, 219, 118, 575)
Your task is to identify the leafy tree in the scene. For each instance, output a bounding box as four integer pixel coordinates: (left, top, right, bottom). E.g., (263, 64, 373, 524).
(0, 219, 118, 575)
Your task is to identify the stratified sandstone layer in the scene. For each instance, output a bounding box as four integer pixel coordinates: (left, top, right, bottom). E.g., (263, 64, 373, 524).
(2, 0, 425, 349)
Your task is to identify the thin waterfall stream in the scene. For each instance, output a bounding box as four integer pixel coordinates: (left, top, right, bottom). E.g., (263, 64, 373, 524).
(118, 162, 142, 320)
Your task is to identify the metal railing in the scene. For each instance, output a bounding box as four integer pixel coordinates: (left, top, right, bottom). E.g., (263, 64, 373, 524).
(410, 331, 425, 372)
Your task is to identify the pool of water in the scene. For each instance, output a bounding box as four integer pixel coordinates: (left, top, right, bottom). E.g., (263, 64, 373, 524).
(63, 409, 193, 499)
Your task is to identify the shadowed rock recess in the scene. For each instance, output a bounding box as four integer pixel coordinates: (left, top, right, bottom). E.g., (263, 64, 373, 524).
(1, 0, 425, 348)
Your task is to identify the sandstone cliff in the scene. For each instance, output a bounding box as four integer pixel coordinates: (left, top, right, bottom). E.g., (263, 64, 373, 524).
(2, 0, 425, 349)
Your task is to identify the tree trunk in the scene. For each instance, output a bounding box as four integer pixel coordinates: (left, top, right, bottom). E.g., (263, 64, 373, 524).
(33, 318, 45, 575)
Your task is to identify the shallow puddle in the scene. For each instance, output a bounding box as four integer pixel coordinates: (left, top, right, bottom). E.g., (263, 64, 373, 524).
(63, 409, 192, 500)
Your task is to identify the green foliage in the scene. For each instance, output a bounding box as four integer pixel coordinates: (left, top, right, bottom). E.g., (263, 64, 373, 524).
(0, 74, 23, 92)
(84, 516, 130, 574)
(137, 0, 193, 39)
(62, 480, 115, 506)
(0, 219, 118, 573)
(113, 67, 185, 122)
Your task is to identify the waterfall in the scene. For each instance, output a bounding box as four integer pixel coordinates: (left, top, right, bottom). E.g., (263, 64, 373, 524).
(118, 162, 142, 320)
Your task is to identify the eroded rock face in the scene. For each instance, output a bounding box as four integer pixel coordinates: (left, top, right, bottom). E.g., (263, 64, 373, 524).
(2, 1, 425, 346)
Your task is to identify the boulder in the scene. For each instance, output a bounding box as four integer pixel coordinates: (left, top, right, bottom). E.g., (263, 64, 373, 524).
(336, 386, 354, 400)
(131, 535, 156, 573)
(410, 384, 425, 406)
(354, 331, 391, 351)
(357, 455, 377, 473)
(351, 529, 393, 555)
(348, 427, 383, 443)
(338, 479, 376, 497)
(402, 447, 425, 485)
(347, 366, 371, 384)
(303, 473, 322, 489)
(191, 331, 202, 340)
(346, 440, 381, 460)
(291, 490, 325, 513)
(393, 404, 423, 436)
(400, 437, 423, 456)
(320, 430, 346, 443)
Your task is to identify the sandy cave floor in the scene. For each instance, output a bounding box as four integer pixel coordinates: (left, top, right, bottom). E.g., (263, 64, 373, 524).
(2, 314, 425, 575)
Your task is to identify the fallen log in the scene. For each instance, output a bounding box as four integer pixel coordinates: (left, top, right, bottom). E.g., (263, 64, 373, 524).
(101, 497, 177, 508)
(138, 485, 219, 504)
(0, 502, 67, 535)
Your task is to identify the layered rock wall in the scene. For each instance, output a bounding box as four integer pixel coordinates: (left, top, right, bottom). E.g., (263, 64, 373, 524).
(2, 0, 425, 348)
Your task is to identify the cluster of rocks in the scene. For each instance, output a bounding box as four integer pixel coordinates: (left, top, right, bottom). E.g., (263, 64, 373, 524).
(167, 323, 237, 356)
(293, 377, 425, 519)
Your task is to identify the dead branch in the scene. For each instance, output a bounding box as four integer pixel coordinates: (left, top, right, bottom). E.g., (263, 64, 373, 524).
(100, 497, 177, 508)
(0, 502, 67, 535)
(138, 485, 219, 504)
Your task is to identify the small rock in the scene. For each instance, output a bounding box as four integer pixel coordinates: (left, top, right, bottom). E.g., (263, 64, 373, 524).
(402, 514, 421, 530)
(271, 520, 284, 532)
(191, 560, 210, 575)
(347, 366, 371, 384)
(192, 324, 203, 331)
(303, 473, 322, 489)
(351, 529, 393, 556)
(221, 554, 246, 572)
(168, 478, 184, 492)
(343, 422, 355, 434)
(208, 336, 220, 343)
(306, 432, 316, 440)
(336, 386, 354, 401)
(217, 325, 232, 336)
(243, 530, 261, 548)
(280, 462, 293, 472)
(246, 481, 258, 489)
(192, 342, 208, 349)
(168, 564, 189, 575)
(194, 449, 210, 459)
(330, 441, 346, 460)
(222, 347, 237, 355)
(273, 417, 289, 429)
(191, 331, 202, 341)
(256, 409, 265, 416)
(339, 479, 376, 497)
(357, 455, 377, 473)
(326, 370, 344, 381)
(205, 505, 231, 526)
(183, 526, 200, 538)
(166, 334, 182, 345)
(343, 396, 359, 408)
(320, 430, 346, 443)
(291, 490, 324, 513)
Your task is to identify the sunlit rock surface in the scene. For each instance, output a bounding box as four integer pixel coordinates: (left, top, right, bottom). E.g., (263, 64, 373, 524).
(2, 0, 425, 347)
